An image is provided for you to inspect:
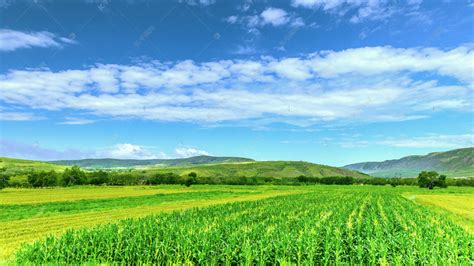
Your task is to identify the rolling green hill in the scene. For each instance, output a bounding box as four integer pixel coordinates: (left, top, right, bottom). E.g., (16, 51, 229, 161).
(145, 161, 369, 179)
(344, 147, 474, 178)
(1, 156, 368, 179)
(0, 157, 65, 174)
(50, 155, 254, 169)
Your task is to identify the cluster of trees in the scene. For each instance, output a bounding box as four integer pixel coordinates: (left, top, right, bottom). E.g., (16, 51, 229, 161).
(296, 173, 469, 188)
(417, 171, 447, 189)
(21, 166, 199, 188)
(0, 173, 9, 189)
(296, 176, 418, 186)
(1, 166, 473, 189)
(145, 172, 197, 187)
(297, 176, 355, 185)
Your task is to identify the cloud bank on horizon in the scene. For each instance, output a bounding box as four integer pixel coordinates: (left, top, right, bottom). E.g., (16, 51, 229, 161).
(0, 0, 473, 163)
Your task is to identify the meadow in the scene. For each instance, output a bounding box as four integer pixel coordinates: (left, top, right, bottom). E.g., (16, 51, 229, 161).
(0, 185, 473, 264)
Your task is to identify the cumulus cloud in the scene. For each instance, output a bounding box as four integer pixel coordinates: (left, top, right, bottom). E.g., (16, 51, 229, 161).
(0, 29, 76, 52)
(175, 147, 209, 158)
(98, 143, 164, 159)
(260, 7, 290, 26)
(0, 139, 207, 160)
(226, 7, 304, 28)
(0, 45, 472, 126)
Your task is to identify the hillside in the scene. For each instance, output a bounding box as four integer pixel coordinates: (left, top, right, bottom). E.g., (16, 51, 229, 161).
(0, 157, 65, 174)
(344, 147, 474, 178)
(49, 155, 254, 169)
(1, 156, 368, 179)
(145, 161, 369, 179)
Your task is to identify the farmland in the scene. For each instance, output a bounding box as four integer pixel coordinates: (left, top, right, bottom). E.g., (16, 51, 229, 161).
(1, 185, 473, 264)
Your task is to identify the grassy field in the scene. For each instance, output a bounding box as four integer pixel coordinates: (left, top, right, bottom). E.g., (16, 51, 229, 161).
(406, 193, 474, 231)
(1, 185, 473, 264)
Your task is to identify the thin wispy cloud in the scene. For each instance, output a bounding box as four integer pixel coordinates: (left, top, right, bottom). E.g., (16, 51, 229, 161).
(291, 0, 423, 23)
(378, 134, 474, 149)
(58, 117, 95, 125)
(0, 111, 43, 121)
(0, 29, 76, 52)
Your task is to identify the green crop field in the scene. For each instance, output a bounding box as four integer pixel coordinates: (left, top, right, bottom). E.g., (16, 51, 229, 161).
(1, 185, 473, 264)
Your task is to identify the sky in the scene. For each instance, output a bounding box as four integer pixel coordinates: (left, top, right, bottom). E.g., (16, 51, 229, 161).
(0, 0, 473, 166)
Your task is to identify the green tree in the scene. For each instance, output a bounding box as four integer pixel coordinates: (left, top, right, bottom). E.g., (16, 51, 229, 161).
(417, 171, 447, 189)
(0, 173, 9, 189)
(28, 171, 59, 188)
(184, 172, 197, 187)
(62, 166, 86, 186)
(88, 170, 109, 185)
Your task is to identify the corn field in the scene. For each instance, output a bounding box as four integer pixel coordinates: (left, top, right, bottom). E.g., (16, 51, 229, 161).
(15, 189, 473, 264)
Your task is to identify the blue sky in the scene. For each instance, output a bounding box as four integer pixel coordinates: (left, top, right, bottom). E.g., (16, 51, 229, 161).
(0, 0, 473, 166)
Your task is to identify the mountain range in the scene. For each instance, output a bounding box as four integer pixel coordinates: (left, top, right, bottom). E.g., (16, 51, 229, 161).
(344, 147, 474, 178)
(2, 147, 472, 179)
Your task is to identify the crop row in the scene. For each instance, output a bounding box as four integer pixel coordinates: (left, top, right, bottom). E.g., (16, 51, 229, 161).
(16, 190, 473, 264)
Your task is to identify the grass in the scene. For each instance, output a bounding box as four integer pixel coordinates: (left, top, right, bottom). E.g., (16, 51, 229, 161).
(0, 185, 234, 205)
(408, 194, 474, 232)
(0, 191, 256, 222)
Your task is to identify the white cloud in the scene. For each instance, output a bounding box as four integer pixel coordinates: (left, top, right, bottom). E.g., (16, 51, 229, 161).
(226, 7, 304, 28)
(175, 147, 209, 158)
(292, 0, 422, 23)
(226, 15, 238, 24)
(290, 17, 306, 27)
(0, 111, 43, 121)
(59, 117, 95, 125)
(0, 45, 472, 126)
(233, 45, 257, 55)
(0, 29, 76, 52)
(98, 143, 164, 159)
(377, 134, 474, 148)
(308, 46, 474, 84)
(181, 0, 216, 6)
(260, 7, 290, 26)
(0, 139, 211, 160)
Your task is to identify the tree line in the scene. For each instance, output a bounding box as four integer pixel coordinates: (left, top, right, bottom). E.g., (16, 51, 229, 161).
(1, 166, 473, 189)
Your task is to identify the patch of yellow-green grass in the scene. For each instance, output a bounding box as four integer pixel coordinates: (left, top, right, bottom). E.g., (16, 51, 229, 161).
(0, 185, 254, 205)
(0, 187, 306, 261)
(0, 157, 66, 174)
(407, 193, 474, 232)
(0, 185, 295, 205)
